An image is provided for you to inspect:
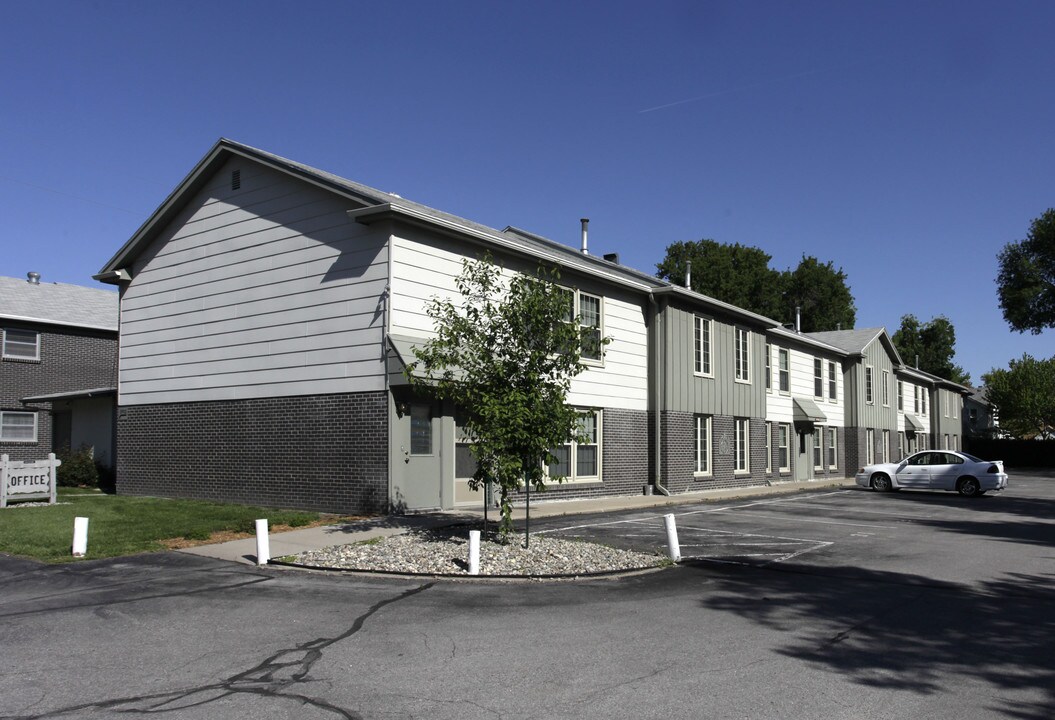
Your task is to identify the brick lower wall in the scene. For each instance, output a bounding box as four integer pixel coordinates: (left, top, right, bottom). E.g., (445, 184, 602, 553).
(661, 412, 771, 493)
(116, 391, 388, 514)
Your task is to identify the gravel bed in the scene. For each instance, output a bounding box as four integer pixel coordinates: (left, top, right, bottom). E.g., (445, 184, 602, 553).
(286, 527, 667, 577)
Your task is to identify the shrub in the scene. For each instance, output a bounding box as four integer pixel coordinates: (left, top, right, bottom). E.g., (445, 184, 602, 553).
(55, 444, 100, 488)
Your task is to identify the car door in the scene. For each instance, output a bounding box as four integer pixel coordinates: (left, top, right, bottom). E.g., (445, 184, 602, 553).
(926, 452, 963, 490)
(896, 452, 931, 488)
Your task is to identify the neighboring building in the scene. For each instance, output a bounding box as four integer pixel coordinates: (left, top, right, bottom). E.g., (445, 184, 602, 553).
(0, 273, 118, 467)
(963, 386, 1000, 439)
(95, 139, 970, 514)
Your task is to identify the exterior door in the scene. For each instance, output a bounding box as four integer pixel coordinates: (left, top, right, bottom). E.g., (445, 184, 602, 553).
(795, 428, 812, 481)
(392, 400, 444, 511)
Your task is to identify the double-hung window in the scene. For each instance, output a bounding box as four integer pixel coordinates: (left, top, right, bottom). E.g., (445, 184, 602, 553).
(814, 359, 824, 398)
(778, 348, 790, 393)
(828, 427, 838, 469)
(921, 390, 928, 415)
(0, 411, 37, 442)
(765, 423, 772, 473)
(882, 370, 890, 406)
(734, 328, 750, 383)
(778, 424, 791, 471)
(549, 409, 601, 482)
(694, 415, 711, 475)
(734, 418, 750, 473)
(812, 427, 823, 469)
(578, 292, 603, 363)
(827, 361, 837, 401)
(866, 429, 876, 465)
(765, 343, 771, 391)
(2, 329, 40, 360)
(694, 316, 712, 376)
(897, 381, 904, 411)
(865, 366, 874, 404)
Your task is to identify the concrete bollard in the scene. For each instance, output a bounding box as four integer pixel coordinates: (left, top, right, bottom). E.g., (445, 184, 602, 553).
(468, 530, 481, 575)
(255, 519, 270, 566)
(72, 516, 89, 557)
(663, 513, 681, 562)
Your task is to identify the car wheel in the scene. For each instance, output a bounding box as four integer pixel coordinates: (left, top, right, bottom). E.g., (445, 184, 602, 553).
(871, 473, 892, 492)
(958, 477, 981, 497)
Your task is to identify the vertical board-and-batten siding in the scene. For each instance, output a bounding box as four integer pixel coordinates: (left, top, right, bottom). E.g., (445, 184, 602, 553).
(118, 160, 389, 406)
(853, 339, 898, 430)
(388, 231, 649, 411)
(663, 306, 766, 419)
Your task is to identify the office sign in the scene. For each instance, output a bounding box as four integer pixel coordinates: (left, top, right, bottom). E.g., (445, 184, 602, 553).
(1, 453, 61, 508)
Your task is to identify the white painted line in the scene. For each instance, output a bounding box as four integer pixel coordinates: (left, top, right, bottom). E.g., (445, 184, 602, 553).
(726, 510, 898, 529)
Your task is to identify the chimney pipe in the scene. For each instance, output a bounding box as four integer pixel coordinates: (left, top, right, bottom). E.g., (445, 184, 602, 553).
(685, 260, 692, 289)
(580, 218, 589, 255)
(27, 272, 40, 285)
(915, 354, 919, 369)
(795, 306, 801, 333)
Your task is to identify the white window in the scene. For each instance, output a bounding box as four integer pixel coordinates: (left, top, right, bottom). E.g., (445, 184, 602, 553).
(944, 433, 950, 450)
(827, 361, 837, 401)
(882, 371, 890, 406)
(813, 427, 823, 469)
(778, 348, 790, 393)
(865, 366, 874, 404)
(913, 386, 919, 413)
(898, 432, 906, 459)
(778, 424, 791, 471)
(897, 380, 904, 411)
(866, 428, 875, 465)
(548, 410, 601, 482)
(882, 430, 890, 463)
(694, 316, 712, 376)
(828, 427, 838, 469)
(921, 390, 928, 415)
(765, 343, 772, 391)
(578, 292, 603, 363)
(734, 418, 750, 473)
(694, 415, 711, 475)
(2, 328, 40, 360)
(0, 411, 37, 442)
(814, 359, 824, 398)
(952, 397, 958, 419)
(765, 423, 773, 473)
(734, 328, 750, 383)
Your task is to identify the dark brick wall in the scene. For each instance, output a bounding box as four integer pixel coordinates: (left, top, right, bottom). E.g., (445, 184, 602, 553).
(1, 322, 117, 462)
(116, 391, 388, 514)
(660, 412, 771, 492)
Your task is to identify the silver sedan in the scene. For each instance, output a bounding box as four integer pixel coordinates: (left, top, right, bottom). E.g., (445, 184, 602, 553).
(856, 450, 1008, 497)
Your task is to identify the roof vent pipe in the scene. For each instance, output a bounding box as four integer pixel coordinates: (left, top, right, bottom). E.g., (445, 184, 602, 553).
(685, 260, 692, 289)
(795, 306, 801, 333)
(27, 272, 40, 285)
(916, 354, 920, 369)
(580, 218, 589, 255)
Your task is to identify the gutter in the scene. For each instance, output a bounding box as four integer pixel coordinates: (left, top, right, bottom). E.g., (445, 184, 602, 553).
(649, 291, 669, 496)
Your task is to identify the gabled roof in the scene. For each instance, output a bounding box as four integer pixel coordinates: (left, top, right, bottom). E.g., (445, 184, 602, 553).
(899, 365, 970, 393)
(767, 326, 847, 357)
(0, 275, 118, 332)
(805, 327, 904, 365)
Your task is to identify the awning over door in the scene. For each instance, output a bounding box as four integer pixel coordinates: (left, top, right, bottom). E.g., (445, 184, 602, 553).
(793, 397, 828, 424)
(904, 414, 926, 433)
(387, 334, 464, 385)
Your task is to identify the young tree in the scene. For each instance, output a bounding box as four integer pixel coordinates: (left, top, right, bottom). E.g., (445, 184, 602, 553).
(982, 354, 1055, 439)
(407, 254, 605, 539)
(997, 208, 1055, 335)
(656, 239, 784, 319)
(892, 314, 971, 385)
(780, 255, 856, 332)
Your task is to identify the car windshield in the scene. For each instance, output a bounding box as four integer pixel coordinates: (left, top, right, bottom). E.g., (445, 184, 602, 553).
(961, 452, 984, 463)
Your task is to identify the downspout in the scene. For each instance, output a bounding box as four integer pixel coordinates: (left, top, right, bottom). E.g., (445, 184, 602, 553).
(649, 291, 670, 496)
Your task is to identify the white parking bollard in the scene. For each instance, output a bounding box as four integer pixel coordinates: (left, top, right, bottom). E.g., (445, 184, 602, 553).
(72, 516, 89, 557)
(255, 519, 270, 565)
(468, 530, 481, 575)
(664, 513, 681, 562)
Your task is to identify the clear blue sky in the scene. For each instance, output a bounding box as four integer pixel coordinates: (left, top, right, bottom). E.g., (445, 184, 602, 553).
(3, 1, 1052, 383)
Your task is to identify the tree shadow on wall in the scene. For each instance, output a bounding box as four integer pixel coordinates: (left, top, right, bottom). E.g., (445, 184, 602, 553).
(685, 561, 1055, 719)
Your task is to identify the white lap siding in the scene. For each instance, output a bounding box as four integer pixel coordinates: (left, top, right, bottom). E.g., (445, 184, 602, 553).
(765, 343, 844, 427)
(389, 232, 648, 411)
(118, 161, 388, 405)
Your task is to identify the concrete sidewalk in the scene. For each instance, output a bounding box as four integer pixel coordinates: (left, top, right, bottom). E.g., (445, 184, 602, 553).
(179, 477, 855, 565)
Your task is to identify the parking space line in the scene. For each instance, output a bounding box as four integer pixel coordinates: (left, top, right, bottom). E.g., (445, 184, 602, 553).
(724, 511, 898, 529)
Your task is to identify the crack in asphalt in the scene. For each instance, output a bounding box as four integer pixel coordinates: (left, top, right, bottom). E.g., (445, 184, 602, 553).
(1, 582, 436, 720)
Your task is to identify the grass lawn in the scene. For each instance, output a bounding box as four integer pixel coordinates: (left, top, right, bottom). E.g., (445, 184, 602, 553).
(0, 489, 344, 563)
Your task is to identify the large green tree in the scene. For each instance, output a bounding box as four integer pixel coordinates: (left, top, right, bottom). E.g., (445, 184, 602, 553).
(656, 239, 784, 320)
(656, 240, 856, 331)
(407, 254, 604, 538)
(982, 354, 1055, 439)
(997, 208, 1055, 335)
(780, 255, 856, 332)
(892, 314, 971, 385)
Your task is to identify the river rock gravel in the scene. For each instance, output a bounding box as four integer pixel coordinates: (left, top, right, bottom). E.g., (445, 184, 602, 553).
(285, 526, 667, 577)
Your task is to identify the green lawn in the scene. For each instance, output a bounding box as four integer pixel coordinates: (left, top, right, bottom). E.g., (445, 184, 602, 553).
(0, 489, 328, 563)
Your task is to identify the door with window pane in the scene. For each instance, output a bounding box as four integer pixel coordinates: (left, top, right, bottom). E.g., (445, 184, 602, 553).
(392, 399, 443, 510)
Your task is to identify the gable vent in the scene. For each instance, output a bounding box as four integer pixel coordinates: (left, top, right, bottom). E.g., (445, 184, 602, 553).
(231, 169, 241, 190)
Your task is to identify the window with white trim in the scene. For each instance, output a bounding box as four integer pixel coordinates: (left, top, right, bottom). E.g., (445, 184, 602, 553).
(827, 361, 837, 401)
(694, 415, 711, 475)
(734, 328, 750, 383)
(765, 423, 772, 473)
(694, 316, 712, 376)
(828, 427, 838, 469)
(765, 343, 772, 391)
(866, 428, 875, 465)
(778, 424, 791, 471)
(921, 389, 928, 415)
(882, 430, 890, 463)
(0, 411, 37, 442)
(882, 371, 890, 406)
(898, 431, 906, 459)
(897, 380, 904, 411)
(778, 348, 790, 393)
(578, 292, 603, 363)
(2, 328, 40, 360)
(813, 427, 823, 469)
(814, 359, 823, 398)
(734, 418, 750, 473)
(548, 409, 601, 482)
(865, 366, 874, 404)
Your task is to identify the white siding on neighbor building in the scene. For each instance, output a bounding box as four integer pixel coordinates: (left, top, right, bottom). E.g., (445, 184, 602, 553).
(118, 161, 389, 405)
(389, 231, 649, 411)
(765, 343, 844, 426)
(896, 379, 928, 433)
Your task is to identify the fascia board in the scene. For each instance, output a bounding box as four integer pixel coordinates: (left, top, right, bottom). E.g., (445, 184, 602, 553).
(767, 327, 848, 356)
(0, 313, 117, 334)
(652, 285, 780, 328)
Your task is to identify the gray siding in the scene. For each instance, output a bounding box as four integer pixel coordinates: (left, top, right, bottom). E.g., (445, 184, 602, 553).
(848, 340, 898, 432)
(118, 159, 389, 406)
